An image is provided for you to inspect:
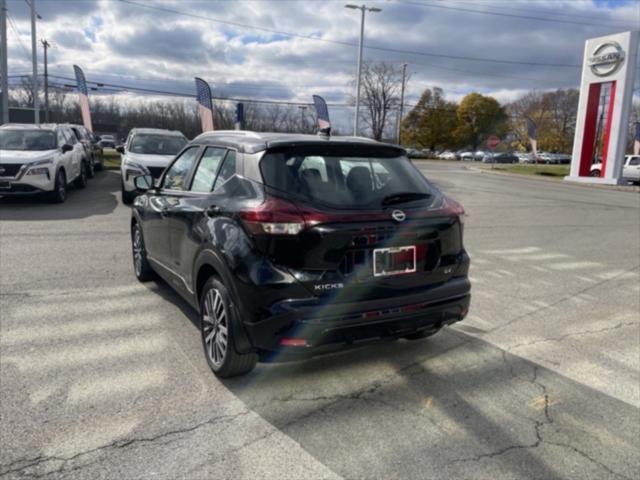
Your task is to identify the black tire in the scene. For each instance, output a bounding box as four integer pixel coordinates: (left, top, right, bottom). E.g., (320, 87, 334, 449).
(131, 222, 155, 282)
(590, 169, 601, 177)
(121, 180, 135, 205)
(200, 277, 257, 378)
(74, 162, 88, 189)
(86, 157, 95, 178)
(49, 169, 67, 203)
(404, 327, 441, 341)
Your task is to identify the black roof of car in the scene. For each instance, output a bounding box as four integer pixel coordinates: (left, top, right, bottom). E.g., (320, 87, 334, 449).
(191, 131, 406, 155)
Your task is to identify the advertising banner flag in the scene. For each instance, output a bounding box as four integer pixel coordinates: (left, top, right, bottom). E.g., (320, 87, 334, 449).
(526, 116, 538, 157)
(312, 95, 331, 135)
(195, 77, 215, 132)
(634, 122, 640, 155)
(235, 102, 244, 131)
(73, 65, 93, 132)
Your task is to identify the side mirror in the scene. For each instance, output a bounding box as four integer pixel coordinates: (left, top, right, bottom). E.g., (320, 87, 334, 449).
(94, 135, 102, 142)
(134, 174, 154, 192)
(116, 145, 125, 154)
(61, 144, 73, 153)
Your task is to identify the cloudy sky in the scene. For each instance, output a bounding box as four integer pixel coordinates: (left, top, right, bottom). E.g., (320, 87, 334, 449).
(4, 0, 640, 128)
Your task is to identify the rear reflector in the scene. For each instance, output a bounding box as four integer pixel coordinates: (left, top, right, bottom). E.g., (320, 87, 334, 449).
(279, 338, 308, 347)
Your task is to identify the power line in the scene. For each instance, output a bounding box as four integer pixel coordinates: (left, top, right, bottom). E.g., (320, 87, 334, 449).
(5, 11, 31, 62)
(118, 0, 584, 68)
(398, 0, 639, 29)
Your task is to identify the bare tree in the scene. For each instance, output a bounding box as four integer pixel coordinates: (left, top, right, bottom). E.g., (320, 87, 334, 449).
(351, 61, 405, 140)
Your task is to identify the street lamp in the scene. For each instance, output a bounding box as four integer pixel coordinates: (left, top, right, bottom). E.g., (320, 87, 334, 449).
(345, 4, 381, 137)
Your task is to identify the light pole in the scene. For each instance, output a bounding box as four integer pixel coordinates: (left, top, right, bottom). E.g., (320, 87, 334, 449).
(345, 3, 381, 137)
(29, 0, 38, 124)
(41, 39, 50, 122)
(298, 105, 307, 132)
(0, 0, 8, 124)
(396, 63, 407, 145)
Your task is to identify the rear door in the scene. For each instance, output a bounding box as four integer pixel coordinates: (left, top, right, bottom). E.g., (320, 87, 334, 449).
(168, 147, 237, 292)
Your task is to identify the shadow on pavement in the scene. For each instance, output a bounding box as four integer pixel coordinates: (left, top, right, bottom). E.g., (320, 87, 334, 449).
(0, 170, 119, 221)
(222, 330, 639, 479)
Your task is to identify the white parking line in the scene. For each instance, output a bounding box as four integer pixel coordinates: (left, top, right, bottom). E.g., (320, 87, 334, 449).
(480, 247, 541, 255)
(504, 253, 570, 261)
(549, 261, 603, 271)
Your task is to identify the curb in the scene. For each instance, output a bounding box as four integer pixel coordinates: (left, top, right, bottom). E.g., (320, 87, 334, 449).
(472, 167, 640, 193)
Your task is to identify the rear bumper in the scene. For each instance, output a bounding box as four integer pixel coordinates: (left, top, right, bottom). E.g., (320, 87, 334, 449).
(243, 276, 471, 352)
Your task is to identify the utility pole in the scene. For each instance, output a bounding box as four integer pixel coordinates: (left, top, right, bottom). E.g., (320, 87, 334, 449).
(298, 105, 307, 132)
(41, 39, 49, 122)
(396, 63, 407, 145)
(0, 0, 9, 124)
(29, 0, 38, 124)
(345, 4, 381, 137)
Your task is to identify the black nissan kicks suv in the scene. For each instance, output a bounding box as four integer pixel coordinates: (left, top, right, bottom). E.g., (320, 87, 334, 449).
(130, 131, 470, 377)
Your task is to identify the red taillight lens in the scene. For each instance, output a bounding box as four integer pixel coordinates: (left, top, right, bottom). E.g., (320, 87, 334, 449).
(239, 196, 307, 235)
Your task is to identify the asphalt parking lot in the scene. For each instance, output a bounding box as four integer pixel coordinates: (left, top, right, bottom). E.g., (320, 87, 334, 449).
(1, 161, 638, 479)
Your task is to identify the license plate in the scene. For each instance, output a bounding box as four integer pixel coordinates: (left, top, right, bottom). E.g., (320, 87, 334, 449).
(0, 181, 11, 190)
(373, 246, 416, 277)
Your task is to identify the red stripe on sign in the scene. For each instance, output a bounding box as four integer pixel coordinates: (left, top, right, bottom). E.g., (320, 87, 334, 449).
(599, 81, 617, 178)
(579, 83, 602, 177)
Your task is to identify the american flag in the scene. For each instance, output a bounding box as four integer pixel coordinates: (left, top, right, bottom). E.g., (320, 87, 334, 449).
(312, 95, 331, 133)
(634, 122, 640, 156)
(73, 65, 93, 132)
(195, 77, 215, 132)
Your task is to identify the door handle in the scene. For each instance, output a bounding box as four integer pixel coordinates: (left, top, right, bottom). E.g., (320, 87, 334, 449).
(206, 205, 221, 217)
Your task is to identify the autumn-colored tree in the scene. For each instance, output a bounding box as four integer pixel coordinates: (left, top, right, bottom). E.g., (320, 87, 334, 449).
(453, 93, 507, 151)
(401, 87, 457, 150)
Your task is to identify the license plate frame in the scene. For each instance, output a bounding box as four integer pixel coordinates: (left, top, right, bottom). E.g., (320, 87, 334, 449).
(373, 245, 417, 277)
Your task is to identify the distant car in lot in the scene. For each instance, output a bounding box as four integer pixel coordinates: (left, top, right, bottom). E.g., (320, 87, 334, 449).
(437, 151, 457, 160)
(129, 131, 470, 377)
(481, 152, 519, 164)
(0, 123, 89, 202)
(68, 124, 104, 176)
(406, 148, 421, 159)
(462, 150, 486, 161)
(516, 152, 534, 163)
(590, 155, 640, 183)
(460, 151, 475, 161)
(119, 128, 187, 204)
(99, 134, 117, 149)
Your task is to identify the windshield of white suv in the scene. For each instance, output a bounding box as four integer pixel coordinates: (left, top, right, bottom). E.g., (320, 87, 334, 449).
(260, 145, 435, 209)
(129, 134, 186, 155)
(0, 130, 57, 151)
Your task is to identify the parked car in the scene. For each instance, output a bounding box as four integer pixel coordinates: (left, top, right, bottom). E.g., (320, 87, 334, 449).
(438, 151, 457, 160)
(0, 123, 89, 202)
(119, 128, 187, 204)
(99, 134, 116, 149)
(129, 131, 470, 377)
(406, 148, 421, 159)
(68, 124, 104, 176)
(481, 152, 519, 164)
(460, 151, 475, 161)
(590, 155, 640, 183)
(515, 152, 533, 163)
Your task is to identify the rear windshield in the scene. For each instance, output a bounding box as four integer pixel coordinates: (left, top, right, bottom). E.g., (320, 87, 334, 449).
(260, 146, 435, 209)
(130, 134, 186, 155)
(0, 130, 57, 151)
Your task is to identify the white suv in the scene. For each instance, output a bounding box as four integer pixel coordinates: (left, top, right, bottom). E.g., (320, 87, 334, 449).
(0, 123, 89, 202)
(118, 128, 187, 204)
(590, 155, 640, 184)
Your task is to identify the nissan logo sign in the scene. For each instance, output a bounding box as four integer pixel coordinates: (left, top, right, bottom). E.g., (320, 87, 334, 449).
(391, 209, 406, 222)
(588, 42, 625, 77)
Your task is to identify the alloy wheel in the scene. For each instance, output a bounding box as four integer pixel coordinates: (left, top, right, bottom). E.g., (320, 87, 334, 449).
(202, 288, 228, 367)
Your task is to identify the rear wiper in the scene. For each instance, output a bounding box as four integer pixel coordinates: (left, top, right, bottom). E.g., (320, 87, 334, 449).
(381, 192, 431, 206)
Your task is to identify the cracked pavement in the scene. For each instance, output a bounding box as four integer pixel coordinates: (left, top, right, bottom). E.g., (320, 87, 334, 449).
(1, 164, 639, 479)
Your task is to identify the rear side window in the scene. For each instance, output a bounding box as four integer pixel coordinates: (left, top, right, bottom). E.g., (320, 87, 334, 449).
(213, 150, 237, 190)
(628, 157, 639, 166)
(190, 147, 227, 193)
(260, 146, 433, 209)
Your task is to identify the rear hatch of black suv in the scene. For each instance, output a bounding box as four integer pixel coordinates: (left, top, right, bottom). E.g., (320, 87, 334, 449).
(238, 143, 468, 306)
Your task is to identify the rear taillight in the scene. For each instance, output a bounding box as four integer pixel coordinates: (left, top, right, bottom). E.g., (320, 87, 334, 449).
(239, 196, 310, 236)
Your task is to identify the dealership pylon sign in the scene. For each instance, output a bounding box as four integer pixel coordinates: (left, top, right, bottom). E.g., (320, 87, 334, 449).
(565, 31, 638, 185)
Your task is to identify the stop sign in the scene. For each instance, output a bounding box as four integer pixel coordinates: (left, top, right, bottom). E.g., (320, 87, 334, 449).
(487, 135, 501, 149)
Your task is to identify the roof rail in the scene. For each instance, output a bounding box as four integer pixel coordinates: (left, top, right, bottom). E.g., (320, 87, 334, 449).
(200, 130, 263, 139)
